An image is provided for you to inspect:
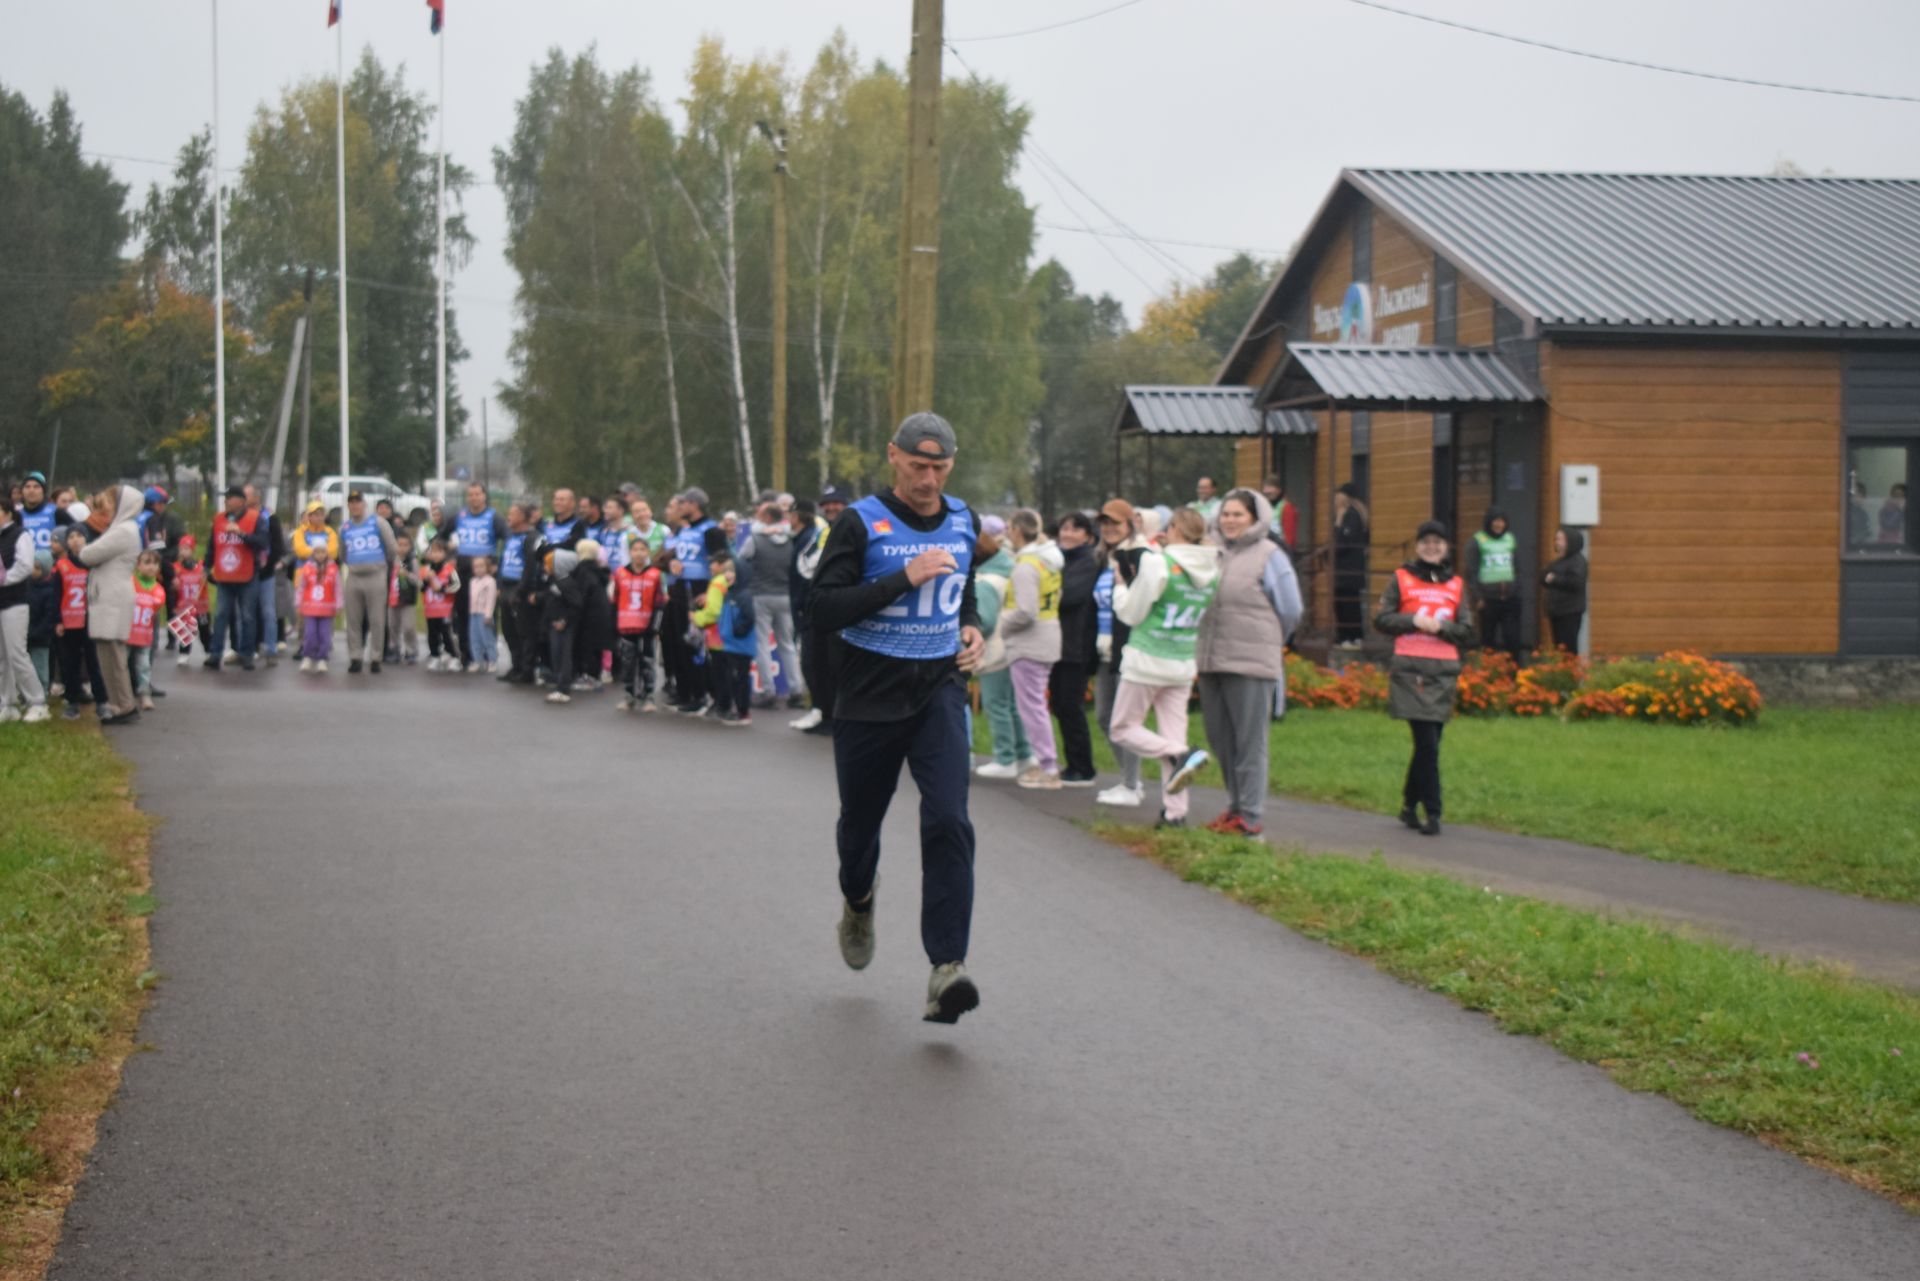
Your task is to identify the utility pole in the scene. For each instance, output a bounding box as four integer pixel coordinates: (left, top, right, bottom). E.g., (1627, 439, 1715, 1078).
(891, 0, 943, 426)
(481, 398, 490, 494)
(756, 121, 791, 493)
(296, 279, 314, 507)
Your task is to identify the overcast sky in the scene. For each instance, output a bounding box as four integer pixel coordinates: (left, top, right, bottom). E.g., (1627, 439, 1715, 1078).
(9, 0, 1918, 446)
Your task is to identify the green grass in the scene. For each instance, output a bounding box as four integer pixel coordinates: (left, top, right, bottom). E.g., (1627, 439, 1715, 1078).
(0, 721, 150, 1240)
(1097, 821, 1920, 1205)
(982, 703, 1920, 902)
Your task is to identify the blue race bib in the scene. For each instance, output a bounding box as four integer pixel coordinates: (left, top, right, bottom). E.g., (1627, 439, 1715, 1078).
(500, 532, 527, 581)
(343, 516, 385, 565)
(839, 496, 974, 661)
(454, 510, 497, 559)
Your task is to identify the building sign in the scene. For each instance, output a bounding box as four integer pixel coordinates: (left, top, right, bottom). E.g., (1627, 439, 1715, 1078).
(1311, 274, 1429, 346)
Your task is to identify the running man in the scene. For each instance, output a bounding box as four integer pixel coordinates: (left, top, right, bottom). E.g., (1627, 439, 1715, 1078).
(810, 412, 986, 1024)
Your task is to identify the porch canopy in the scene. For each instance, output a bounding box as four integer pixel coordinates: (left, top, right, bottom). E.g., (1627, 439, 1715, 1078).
(1262, 342, 1543, 411)
(1110, 384, 1317, 493)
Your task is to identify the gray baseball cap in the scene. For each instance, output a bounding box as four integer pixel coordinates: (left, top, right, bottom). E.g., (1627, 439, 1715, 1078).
(892, 411, 955, 459)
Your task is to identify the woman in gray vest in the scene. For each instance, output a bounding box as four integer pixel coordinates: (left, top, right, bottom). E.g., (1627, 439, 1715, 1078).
(1195, 490, 1303, 837)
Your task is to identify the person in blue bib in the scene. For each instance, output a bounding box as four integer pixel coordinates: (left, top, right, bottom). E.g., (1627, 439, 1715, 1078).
(16, 472, 66, 558)
(338, 489, 397, 673)
(497, 501, 542, 684)
(665, 487, 719, 713)
(449, 482, 506, 671)
(810, 412, 987, 1025)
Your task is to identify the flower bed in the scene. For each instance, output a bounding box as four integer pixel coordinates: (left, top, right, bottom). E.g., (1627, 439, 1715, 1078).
(1286, 648, 1762, 725)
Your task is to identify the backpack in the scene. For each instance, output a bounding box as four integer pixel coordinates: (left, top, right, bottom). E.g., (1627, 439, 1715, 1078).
(728, 589, 757, 640)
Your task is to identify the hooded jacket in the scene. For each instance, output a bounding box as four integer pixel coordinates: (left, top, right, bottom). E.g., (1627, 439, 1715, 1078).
(1194, 490, 1303, 681)
(1469, 508, 1518, 598)
(1542, 529, 1588, 616)
(1373, 556, 1477, 723)
(738, 520, 794, 597)
(77, 485, 145, 642)
(544, 549, 585, 627)
(1056, 540, 1100, 666)
(1113, 540, 1222, 687)
(1000, 538, 1064, 666)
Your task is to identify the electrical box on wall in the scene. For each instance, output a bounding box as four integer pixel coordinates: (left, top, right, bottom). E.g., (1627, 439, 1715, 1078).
(1560, 464, 1600, 527)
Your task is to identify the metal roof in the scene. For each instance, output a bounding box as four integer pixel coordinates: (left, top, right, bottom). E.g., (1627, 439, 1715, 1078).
(1114, 386, 1320, 437)
(1348, 169, 1920, 333)
(1276, 344, 1542, 407)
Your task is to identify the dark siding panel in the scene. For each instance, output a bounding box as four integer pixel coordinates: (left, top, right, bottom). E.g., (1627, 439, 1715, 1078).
(1433, 257, 1458, 347)
(1352, 204, 1372, 283)
(1844, 350, 1920, 435)
(1842, 562, 1920, 656)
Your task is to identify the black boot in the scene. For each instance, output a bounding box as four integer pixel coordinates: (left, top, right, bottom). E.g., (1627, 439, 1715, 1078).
(1419, 809, 1442, 837)
(1398, 804, 1421, 830)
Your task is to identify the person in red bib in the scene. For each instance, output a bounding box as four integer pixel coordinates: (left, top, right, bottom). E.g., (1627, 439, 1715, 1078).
(1373, 519, 1476, 836)
(418, 538, 461, 671)
(612, 538, 664, 711)
(206, 485, 267, 670)
(127, 549, 167, 711)
(296, 545, 342, 673)
(52, 528, 105, 717)
(174, 536, 208, 657)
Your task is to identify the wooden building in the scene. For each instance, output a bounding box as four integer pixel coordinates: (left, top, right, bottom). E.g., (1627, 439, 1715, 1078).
(1121, 170, 1920, 659)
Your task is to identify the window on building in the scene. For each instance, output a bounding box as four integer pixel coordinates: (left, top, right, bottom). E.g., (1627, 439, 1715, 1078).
(1433, 259, 1458, 347)
(1431, 413, 1455, 534)
(1848, 441, 1915, 554)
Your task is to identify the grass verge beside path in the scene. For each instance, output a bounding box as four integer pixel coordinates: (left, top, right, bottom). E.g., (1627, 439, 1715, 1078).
(986, 704, 1920, 902)
(1094, 821, 1920, 1207)
(1261, 706, 1920, 904)
(0, 723, 152, 1279)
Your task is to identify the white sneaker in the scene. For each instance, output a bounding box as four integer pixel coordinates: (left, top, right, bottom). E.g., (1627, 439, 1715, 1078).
(924, 962, 980, 1025)
(789, 707, 823, 730)
(1096, 783, 1144, 807)
(1017, 767, 1063, 791)
(300, 658, 315, 673)
(974, 760, 1019, 780)
(1166, 749, 1210, 796)
(617, 696, 633, 712)
(22, 704, 50, 724)
(0, 706, 20, 723)
(1017, 756, 1040, 773)
(546, 690, 571, 704)
(316, 660, 329, 673)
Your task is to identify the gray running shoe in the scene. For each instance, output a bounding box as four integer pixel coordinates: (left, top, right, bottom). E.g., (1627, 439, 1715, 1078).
(923, 962, 980, 1024)
(838, 885, 876, 970)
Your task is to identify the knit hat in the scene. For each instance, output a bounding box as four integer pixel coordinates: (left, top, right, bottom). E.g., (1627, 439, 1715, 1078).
(682, 486, 711, 512)
(1415, 519, 1449, 542)
(25, 471, 47, 487)
(144, 485, 169, 506)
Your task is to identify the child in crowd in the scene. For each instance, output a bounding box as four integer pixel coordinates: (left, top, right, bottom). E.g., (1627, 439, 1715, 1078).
(296, 544, 341, 672)
(542, 548, 586, 703)
(53, 529, 103, 718)
(387, 533, 420, 665)
(175, 536, 208, 657)
(612, 535, 662, 711)
(466, 554, 499, 674)
(128, 549, 166, 711)
(693, 550, 756, 725)
(26, 551, 56, 698)
(419, 539, 461, 671)
(571, 539, 614, 693)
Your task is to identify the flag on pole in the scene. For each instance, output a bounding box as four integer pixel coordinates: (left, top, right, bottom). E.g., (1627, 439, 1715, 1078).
(328, 0, 341, 27)
(426, 0, 443, 34)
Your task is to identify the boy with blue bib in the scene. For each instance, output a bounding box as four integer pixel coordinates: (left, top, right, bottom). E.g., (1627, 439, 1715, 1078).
(810, 413, 987, 1024)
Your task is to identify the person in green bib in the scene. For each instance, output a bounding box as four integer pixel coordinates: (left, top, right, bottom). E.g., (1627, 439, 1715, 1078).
(1108, 507, 1221, 828)
(1469, 508, 1522, 661)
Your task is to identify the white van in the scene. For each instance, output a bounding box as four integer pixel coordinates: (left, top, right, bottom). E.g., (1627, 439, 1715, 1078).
(310, 475, 432, 525)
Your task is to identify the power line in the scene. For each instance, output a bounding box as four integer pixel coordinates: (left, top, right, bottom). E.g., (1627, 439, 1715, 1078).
(1035, 221, 1287, 257)
(1346, 0, 1920, 104)
(949, 0, 1150, 43)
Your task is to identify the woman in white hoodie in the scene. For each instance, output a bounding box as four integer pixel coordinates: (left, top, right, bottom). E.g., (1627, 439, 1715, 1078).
(999, 509, 1065, 789)
(77, 484, 147, 724)
(1108, 507, 1219, 827)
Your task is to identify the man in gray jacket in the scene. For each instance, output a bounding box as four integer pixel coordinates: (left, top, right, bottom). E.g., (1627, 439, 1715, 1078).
(338, 490, 397, 674)
(737, 499, 806, 709)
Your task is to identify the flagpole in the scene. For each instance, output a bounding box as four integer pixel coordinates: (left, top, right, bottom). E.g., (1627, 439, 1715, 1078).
(434, 14, 447, 503)
(211, 0, 226, 491)
(336, 10, 350, 495)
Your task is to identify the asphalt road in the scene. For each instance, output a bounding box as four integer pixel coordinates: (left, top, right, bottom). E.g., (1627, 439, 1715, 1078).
(49, 654, 1919, 1280)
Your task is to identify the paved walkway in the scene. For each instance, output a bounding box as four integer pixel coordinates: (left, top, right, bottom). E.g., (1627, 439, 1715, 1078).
(47, 658, 1920, 1279)
(1012, 778, 1920, 990)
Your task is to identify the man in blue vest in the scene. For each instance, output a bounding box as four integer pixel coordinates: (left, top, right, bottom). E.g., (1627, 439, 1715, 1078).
(810, 412, 987, 1024)
(543, 488, 587, 550)
(339, 489, 397, 673)
(449, 481, 506, 671)
(667, 487, 718, 713)
(18, 472, 67, 558)
(498, 500, 544, 684)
